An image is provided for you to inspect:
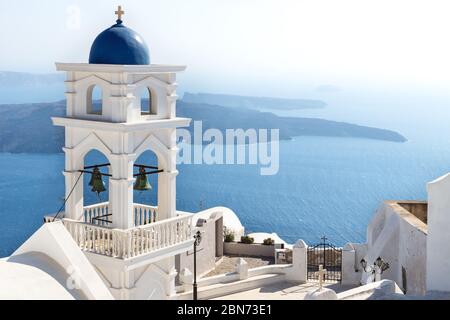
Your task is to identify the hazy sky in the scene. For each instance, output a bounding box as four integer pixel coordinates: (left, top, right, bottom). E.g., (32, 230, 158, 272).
(1, 0, 450, 96)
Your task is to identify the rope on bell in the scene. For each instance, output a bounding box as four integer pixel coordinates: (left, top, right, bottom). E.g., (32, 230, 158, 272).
(52, 171, 83, 222)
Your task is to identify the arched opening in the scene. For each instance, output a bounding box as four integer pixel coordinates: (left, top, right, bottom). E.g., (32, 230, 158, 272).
(87, 85, 103, 115)
(140, 87, 157, 115)
(83, 149, 110, 225)
(133, 150, 159, 225)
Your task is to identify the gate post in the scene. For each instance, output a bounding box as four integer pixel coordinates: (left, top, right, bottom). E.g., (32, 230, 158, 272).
(341, 243, 361, 285)
(286, 239, 307, 283)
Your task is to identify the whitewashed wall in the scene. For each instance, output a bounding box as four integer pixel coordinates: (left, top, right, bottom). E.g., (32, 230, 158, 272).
(361, 201, 427, 295)
(427, 174, 450, 292)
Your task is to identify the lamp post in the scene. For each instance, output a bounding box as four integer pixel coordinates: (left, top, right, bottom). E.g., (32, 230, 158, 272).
(193, 230, 202, 300)
(360, 257, 390, 283)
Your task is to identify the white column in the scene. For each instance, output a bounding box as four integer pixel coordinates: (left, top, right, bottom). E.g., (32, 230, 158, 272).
(156, 131, 178, 221)
(157, 171, 178, 221)
(63, 146, 83, 220)
(109, 178, 134, 229)
(63, 170, 83, 220)
(109, 153, 135, 229)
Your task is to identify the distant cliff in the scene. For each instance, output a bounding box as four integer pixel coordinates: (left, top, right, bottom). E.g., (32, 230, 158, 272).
(0, 100, 406, 154)
(182, 92, 326, 110)
(177, 101, 406, 143)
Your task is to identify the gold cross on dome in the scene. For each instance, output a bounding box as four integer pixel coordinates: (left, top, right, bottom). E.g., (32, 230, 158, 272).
(115, 5, 125, 21)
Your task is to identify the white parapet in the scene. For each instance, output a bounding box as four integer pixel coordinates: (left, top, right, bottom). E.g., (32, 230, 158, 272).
(12, 221, 114, 300)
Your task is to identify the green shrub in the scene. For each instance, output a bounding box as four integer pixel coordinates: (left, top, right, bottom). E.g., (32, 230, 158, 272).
(240, 235, 255, 244)
(263, 238, 275, 245)
(223, 227, 235, 243)
(224, 233, 235, 243)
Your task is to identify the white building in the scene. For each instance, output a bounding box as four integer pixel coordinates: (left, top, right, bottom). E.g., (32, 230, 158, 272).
(337, 172, 450, 299)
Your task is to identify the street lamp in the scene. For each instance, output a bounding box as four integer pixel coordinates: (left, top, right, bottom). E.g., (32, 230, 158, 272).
(360, 258, 367, 271)
(193, 230, 202, 300)
(360, 257, 390, 283)
(375, 257, 390, 273)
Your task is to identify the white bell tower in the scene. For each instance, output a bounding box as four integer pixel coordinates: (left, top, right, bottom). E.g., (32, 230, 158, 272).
(51, 7, 193, 299)
(53, 63, 189, 228)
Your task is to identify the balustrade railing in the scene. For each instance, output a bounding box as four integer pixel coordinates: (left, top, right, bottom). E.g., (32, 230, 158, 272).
(62, 213, 193, 259)
(134, 204, 157, 226)
(63, 219, 126, 257)
(83, 202, 111, 227)
(81, 202, 157, 227)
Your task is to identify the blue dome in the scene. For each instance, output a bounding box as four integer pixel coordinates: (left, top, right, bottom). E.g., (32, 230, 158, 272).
(89, 20, 150, 65)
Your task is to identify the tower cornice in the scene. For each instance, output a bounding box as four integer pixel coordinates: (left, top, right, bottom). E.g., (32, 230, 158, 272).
(52, 116, 191, 131)
(55, 63, 186, 74)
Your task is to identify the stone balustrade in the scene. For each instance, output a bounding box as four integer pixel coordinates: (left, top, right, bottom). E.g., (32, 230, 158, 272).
(81, 202, 157, 227)
(133, 203, 157, 226)
(62, 213, 193, 259)
(83, 202, 111, 226)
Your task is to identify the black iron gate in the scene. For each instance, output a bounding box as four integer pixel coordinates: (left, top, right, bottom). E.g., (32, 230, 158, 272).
(307, 236, 342, 282)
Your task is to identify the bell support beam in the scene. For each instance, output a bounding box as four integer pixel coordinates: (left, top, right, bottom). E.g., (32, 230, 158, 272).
(84, 163, 111, 169)
(133, 169, 164, 177)
(80, 169, 112, 177)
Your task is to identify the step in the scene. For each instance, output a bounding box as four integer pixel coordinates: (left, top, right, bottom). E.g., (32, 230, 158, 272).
(198, 273, 286, 300)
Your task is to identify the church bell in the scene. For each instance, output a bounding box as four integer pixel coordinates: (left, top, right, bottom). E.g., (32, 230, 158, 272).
(134, 166, 152, 191)
(89, 166, 106, 195)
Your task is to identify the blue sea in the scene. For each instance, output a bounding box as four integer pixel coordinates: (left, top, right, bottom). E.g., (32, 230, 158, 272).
(1, 87, 450, 257)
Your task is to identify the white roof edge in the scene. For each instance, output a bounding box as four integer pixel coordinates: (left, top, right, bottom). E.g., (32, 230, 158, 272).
(55, 62, 187, 73)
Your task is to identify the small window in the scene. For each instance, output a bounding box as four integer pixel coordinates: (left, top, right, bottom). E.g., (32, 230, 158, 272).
(140, 87, 157, 115)
(87, 85, 103, 115)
